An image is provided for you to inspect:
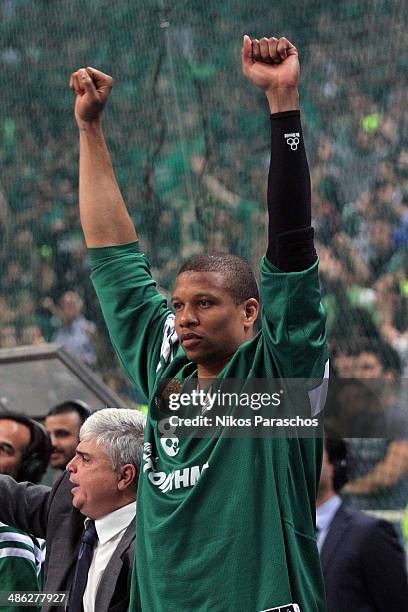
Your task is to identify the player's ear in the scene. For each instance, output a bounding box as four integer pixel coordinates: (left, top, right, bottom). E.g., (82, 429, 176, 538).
(244, 298, 259, 325)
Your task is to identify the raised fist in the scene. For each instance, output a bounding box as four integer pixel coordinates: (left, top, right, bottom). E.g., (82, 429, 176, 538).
(69, 67, 113, 128)
(241, 35, 299, 93)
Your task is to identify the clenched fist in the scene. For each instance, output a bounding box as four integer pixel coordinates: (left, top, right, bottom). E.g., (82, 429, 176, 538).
(69, 67, 113, 129)
(242, 35, 300, 112)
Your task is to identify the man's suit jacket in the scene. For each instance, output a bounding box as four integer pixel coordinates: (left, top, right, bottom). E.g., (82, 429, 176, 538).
(0, 473, 135, 612)
(320, 502, 408, 612)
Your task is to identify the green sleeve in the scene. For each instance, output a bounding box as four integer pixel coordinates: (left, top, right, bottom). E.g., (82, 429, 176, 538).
(89, 241, 173, 401)
(0, 557, 41, 612)
(260, 255, 328, 379)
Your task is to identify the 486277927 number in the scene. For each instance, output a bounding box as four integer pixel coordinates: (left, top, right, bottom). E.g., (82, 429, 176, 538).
(0, 592, 67, 606)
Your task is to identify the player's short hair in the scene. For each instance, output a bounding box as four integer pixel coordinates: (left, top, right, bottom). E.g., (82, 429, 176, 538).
(46, 399, 91, 425)
(79, 408, 146, 473)
(178, 253, 259, 304)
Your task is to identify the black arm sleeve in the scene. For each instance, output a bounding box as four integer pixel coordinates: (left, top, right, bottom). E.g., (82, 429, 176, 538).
(266, 110, 317, 271)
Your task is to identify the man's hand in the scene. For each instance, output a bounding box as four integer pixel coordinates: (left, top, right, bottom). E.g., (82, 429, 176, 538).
(69, 67, 113, 129)
(242, 34, 300, 113)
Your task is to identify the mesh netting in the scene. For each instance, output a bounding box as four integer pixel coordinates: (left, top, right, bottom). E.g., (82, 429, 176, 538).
(1, 0, 408, 512)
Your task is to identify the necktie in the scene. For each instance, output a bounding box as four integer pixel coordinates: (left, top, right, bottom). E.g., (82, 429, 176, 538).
(68, 520, 98, 612)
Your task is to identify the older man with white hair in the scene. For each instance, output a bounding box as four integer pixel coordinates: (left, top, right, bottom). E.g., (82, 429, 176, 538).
(0, 408, 145, 612)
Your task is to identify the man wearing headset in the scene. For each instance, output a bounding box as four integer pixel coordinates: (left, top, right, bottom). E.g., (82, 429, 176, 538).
(0, 408, 145, 612)
(0, 411, 51, 607)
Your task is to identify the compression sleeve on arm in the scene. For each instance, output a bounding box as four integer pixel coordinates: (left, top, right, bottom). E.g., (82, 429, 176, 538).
(266, 110, 317, 271)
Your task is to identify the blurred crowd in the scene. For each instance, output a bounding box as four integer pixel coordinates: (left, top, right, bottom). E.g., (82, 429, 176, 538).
(1, 1, 408, 511)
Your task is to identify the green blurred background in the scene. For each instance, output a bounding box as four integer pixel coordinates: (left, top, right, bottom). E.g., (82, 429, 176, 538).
(1, 0, 408, 515)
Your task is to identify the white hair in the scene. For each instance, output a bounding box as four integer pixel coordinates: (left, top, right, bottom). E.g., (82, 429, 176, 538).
(79, 408, 146, 471)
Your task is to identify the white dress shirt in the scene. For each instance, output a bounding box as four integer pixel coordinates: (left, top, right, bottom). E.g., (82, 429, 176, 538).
(316, 494, 342, 552)
(83, 502, 136, 612)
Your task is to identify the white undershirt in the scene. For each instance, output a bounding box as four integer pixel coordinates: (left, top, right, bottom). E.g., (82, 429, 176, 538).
(83, 502, 136, 612)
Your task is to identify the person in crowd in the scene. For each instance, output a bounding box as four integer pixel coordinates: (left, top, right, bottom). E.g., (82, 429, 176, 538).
(317, 436, 408, 611)
(0, 411, 51, 605)
(0, 408, 145, 612)
(45, 290, 97, 367)
(70, 33, 328, 611)
(342, 339, 408, 511)
(44, 399, 91, 472)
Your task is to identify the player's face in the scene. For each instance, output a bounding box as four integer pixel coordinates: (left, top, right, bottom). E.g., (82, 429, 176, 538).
(67, 437, 121, 519)
(45, 412, 81, 469)
(0, 419, 31, 479)
(172, 271, 256, 371)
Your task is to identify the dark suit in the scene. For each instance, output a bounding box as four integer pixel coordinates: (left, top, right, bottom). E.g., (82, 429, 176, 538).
(320, 502, 408, 612)
(0, 473, 135, 612)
